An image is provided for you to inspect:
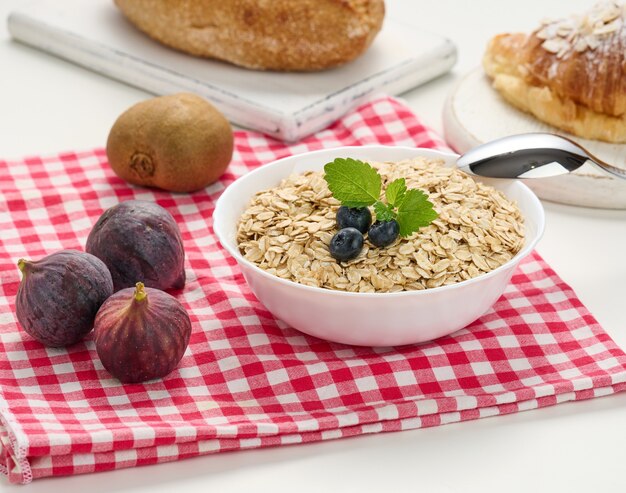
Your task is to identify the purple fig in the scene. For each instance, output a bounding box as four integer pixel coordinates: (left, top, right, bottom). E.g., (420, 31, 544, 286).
(93, 282, 191, 383)
(16, 250, 114, 347)
(86, 200, 185, 292)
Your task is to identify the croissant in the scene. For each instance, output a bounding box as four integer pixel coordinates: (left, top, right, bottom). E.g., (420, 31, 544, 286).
(483, 1, 626, 143)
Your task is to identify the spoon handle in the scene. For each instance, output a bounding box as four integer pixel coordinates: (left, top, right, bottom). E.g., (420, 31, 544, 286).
(558, 135, 626, 180)
(586, 157, 626, 180)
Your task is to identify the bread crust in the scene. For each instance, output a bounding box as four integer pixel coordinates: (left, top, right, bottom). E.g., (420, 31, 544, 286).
(483, 3, 626, 143)
(114, 0, 385, 71)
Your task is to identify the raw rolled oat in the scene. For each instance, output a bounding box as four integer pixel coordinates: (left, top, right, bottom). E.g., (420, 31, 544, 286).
(237, 158, 525, 293)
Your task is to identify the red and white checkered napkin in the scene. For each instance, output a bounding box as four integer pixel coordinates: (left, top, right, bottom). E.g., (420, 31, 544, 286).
(1, 96, 626, 484)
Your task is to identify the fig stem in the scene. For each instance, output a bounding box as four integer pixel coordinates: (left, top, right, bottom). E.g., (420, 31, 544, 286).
(17, 258, 29, 275)
(134, 282, 148, 302)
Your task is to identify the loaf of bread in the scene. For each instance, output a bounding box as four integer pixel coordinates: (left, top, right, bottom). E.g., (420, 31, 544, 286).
(114, 0, 385, 71)
(483, 1, 626, 143)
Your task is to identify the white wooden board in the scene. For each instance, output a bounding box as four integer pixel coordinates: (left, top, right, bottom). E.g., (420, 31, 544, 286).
(443, 68, 626, 209)
(7, 0, 456, 142)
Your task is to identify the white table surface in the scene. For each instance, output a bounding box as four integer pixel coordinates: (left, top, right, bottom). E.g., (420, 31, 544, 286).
(2, 1, 626, 491)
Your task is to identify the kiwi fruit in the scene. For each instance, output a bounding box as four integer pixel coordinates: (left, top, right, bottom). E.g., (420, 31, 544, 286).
(106, 93, 234, 193)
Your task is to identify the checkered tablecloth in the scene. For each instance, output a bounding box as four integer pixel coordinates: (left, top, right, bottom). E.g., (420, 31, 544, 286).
(1, 96, 625, 484)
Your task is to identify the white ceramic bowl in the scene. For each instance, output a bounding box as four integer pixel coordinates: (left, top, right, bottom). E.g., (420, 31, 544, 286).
(214, 146, 545, 346)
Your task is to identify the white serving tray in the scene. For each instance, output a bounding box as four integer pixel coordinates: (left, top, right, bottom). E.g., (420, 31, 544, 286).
(8, 0, 457, 142)
(443, 68, 626, 209)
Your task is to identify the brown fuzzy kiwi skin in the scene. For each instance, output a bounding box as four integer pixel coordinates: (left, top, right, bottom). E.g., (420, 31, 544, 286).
(106, 93, 234, 193)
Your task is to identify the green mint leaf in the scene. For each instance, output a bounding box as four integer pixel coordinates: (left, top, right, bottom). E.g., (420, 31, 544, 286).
(373, 201, 397, 222)
(385, 178, 407, 207)
(396, 189, 438, 237)
(323, 158, 381, 208)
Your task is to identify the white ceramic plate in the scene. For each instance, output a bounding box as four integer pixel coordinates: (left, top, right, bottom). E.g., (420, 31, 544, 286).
(444, 68, 626, 209)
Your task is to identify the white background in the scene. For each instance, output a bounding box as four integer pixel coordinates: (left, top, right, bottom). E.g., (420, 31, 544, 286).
(2, 0, 626, 491)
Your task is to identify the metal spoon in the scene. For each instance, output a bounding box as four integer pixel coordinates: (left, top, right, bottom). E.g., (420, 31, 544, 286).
(456, 133, 626, 180)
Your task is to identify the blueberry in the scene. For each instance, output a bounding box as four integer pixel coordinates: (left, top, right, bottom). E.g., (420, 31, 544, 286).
(368, 220, 399, 248)
(329, 228, 364, 262)
(336, 206, 372, 234)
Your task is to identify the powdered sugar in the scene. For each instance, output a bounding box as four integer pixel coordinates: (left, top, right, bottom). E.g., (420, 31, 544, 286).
(537, 0, 624, 60)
